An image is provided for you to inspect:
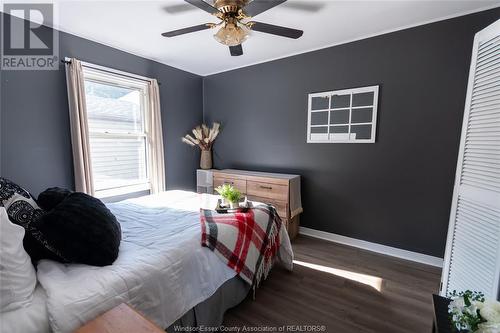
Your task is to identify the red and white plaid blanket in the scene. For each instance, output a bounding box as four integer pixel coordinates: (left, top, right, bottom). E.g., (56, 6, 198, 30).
(200, 204, 290, 287)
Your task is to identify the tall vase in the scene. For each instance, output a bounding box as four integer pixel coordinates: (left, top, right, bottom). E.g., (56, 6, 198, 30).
(200, 150, 212, 170)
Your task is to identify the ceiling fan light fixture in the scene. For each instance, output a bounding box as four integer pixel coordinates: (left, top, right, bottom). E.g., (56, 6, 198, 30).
(213, 20, 250, 46)
(161, 0, 304, 56)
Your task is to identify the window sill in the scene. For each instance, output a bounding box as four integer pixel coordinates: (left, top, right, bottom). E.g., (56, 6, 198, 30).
(96, 183, 151, 200)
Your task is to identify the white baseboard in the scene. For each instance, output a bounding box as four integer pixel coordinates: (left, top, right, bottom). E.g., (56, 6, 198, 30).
(299, 227, 444, 268)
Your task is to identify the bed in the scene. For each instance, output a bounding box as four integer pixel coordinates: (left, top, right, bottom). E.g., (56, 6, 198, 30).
(10, 190, 292, 333)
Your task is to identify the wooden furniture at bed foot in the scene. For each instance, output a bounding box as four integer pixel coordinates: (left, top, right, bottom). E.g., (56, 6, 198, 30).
(213, 169, 303, 240)
(74, 303, 165, 333)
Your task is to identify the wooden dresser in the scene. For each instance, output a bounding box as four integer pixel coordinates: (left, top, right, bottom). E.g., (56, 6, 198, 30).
(212, 169, 302, 239)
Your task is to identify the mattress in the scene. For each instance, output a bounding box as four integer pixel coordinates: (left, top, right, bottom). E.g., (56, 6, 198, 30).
(36, 191, 238, 333)
(0, 284, 50, 333)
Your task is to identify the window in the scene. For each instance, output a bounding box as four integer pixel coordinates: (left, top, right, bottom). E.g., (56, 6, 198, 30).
(83, 67, 151, 198)
(307, 85, 379, 143)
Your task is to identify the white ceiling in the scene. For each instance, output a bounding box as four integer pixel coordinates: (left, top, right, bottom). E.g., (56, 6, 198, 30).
(13, 0, 500, 75)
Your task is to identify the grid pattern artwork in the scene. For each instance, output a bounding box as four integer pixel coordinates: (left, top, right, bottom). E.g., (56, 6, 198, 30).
(307, 85, 379, 143)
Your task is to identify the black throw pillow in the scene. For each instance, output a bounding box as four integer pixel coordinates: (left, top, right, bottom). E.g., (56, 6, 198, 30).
(37, 187, 72, 211)
(36, 192, 121, 266)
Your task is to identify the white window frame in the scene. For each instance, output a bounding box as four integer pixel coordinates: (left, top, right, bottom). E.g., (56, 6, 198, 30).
(82, 66, 152, 199)
(307, 85, 379, 143)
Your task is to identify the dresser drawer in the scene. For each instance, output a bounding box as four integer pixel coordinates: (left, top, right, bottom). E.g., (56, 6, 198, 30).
(247, 195, 288, 219)
(213, 177, 247, 194)
(247, 181, 288, 202)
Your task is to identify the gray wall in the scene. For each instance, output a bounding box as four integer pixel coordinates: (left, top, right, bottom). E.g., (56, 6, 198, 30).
(0, 13, 203, 196)
(2, 9, 498, 258)
(203, 8, 500, 258)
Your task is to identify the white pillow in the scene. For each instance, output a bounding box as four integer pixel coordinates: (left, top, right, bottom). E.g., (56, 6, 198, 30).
(0, 207, 37, 312)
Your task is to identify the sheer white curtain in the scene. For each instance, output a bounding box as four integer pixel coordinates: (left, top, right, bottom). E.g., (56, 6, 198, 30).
(65, 58, 94, 195)
(148, 79, 166, 194)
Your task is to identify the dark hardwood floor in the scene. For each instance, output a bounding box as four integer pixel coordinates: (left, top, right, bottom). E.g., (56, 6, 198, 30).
(223, 235, 441, 333)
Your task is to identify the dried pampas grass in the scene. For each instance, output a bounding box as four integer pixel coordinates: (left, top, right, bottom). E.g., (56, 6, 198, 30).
(181, 122, 221, 151)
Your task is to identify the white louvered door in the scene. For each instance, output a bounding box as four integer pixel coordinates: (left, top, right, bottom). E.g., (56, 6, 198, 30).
(441, 19, 500, 300)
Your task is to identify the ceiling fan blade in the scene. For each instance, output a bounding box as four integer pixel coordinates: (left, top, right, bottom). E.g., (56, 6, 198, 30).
(184, 0, 220, 15)
(243, 0, 287, 17)
(282, 1, 324, 12)
(229, 44, 243, 56)
(161, 24, 212, 37)
(162, 3, 197, 14)
(250, 21, 303, 39)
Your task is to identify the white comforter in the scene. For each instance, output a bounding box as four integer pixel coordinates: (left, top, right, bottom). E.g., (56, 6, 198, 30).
(36, 191, 293, 333)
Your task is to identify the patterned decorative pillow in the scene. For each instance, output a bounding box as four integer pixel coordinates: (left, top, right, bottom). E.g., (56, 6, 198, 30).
(0, 178, 67, 263)
(0, 177, 31, 207)
(3, 195, 44, 228)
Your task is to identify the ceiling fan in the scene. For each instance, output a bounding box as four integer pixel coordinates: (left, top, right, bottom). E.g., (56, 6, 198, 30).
(161, 0, 303, 56)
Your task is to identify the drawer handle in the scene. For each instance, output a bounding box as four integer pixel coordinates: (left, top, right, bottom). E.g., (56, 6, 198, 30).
(259, 185, 273, 190)
(225, 181, 234, 185)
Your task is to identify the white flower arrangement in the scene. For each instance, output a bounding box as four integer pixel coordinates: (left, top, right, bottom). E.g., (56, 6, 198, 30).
(476, 300, 500, 333)
(448, 290, 500, 333)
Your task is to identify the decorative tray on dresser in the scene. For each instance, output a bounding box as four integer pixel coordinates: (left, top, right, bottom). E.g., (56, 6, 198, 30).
(212, 169, 303, 240)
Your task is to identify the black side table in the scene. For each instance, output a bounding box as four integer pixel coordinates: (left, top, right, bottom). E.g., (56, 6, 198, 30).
(432, 294, 453, 333)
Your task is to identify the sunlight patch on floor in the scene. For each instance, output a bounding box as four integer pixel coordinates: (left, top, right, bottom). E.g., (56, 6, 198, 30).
(293, 260, 383, 292)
